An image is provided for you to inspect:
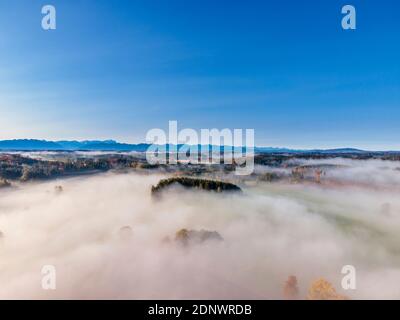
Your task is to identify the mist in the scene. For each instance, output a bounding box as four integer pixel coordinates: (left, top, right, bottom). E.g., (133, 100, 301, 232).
(1, 159, 400, 299)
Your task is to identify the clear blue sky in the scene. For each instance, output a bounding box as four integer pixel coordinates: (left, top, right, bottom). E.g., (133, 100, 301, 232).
(0, 0, 399, 149)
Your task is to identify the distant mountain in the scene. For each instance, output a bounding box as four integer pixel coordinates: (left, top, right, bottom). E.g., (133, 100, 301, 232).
(0, 139, 63, 150)
(57, 140, 119, 149)
(0, 139, 151, 152)
(255, 147, 302, 153)
(255, 147, 367, 154)
(310, 148, 366, 154)
(0, 139, 375, 153)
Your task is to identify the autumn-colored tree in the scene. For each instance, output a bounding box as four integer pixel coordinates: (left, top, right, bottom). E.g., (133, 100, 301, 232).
(307, 278, 348, 300)
(175, 228, 223, 246)
(0, 178, 11, 188)
(314, 169, 323, 183)
(283, 276, 299, 300)
(175, 228, 190, 246)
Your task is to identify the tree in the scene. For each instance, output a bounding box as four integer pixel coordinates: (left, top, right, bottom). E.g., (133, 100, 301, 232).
(283, 276, 299, 300)
(307, 278, 348, 300)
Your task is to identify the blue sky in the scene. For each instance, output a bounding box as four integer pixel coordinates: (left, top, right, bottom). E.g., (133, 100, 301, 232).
(0, 0, 399, 149)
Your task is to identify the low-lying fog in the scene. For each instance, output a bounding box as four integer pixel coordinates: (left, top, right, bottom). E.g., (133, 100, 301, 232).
(1, 158, 400, 299)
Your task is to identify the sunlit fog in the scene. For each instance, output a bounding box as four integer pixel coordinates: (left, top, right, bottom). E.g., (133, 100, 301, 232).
(1, 157, 400, 299)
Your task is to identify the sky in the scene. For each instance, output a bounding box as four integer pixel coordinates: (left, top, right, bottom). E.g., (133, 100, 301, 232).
(0, 0, 399, 149)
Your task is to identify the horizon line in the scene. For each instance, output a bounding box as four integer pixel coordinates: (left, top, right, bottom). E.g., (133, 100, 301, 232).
(0, 138, 400, 152)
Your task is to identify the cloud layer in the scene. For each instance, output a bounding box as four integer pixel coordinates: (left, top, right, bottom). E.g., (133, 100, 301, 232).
(1, 160, 400, 299)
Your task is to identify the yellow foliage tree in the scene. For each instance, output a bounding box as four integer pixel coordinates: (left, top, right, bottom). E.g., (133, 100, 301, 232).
(307, 278, 348, 300)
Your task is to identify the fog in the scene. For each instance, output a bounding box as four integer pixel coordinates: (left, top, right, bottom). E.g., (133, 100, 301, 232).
(1, 159, 400, 299)
(288, 157, 400, 187)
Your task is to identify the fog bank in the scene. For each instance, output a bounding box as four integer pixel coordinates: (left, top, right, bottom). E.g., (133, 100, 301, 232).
(1, 163, 400, 299)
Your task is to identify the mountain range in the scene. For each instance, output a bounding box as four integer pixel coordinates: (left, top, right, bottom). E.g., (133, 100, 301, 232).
(0, 139, 383, 153)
